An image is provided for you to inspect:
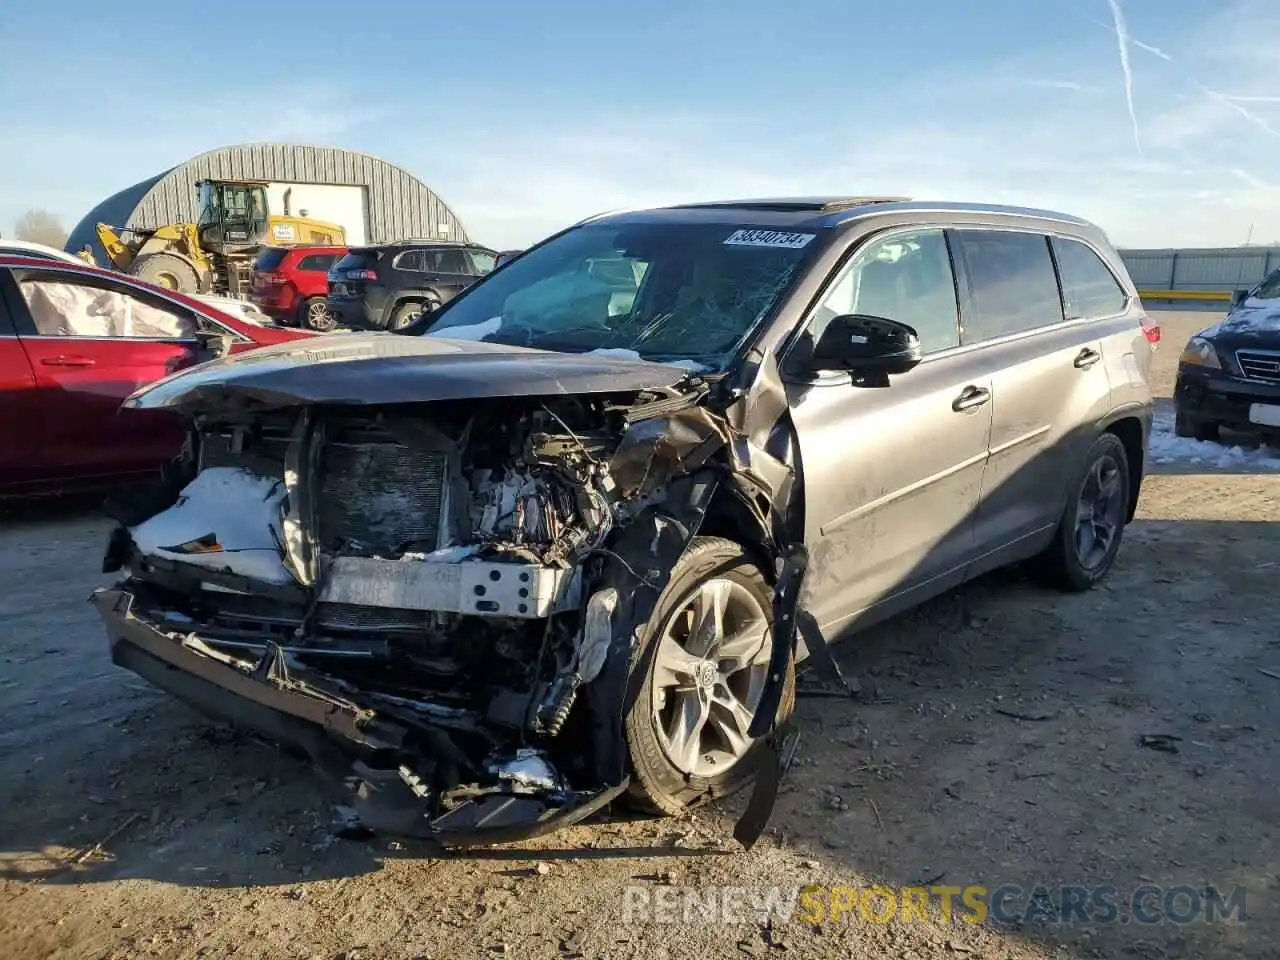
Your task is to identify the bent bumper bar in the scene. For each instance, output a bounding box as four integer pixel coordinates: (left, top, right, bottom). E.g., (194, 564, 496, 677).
(91, 586, 625, 846)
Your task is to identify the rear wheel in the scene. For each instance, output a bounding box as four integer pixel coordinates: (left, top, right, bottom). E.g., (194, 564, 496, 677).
(1033, 432, 1131, 592)
(299, 296, 335, 332)
(624, 537, 794, 815)
(132, 253, 199, 294)
(389, 295, 440, 331)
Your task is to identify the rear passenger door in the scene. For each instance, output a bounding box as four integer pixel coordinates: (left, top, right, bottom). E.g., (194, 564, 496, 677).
(787, 227, 994, 635)
(294, 252, 340, 298)
(429, 250, 478, 301)
(950, 229, 1113, 564)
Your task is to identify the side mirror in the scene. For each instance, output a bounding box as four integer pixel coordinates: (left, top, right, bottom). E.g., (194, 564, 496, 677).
(811, 313, 922, 384)
(193, 329, 234, 361)
(1231, 288, 1250, 307)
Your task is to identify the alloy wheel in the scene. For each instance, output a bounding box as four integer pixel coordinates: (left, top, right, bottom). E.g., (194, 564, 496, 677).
(307, 299, 335, 331)
(650, 577, 771, 778)
(1074, 454, 1125, 571)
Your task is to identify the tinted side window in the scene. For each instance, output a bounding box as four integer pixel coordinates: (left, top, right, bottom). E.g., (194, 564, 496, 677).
(953, 230, 1063, 344)
(434, 250, 470, 274)
(1052, 238, 1127, 319)
(296, 253, 338, 272)
(813, 228, 960, 354)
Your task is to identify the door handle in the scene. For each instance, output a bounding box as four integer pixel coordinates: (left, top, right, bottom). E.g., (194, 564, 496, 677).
(41, 355, 96, 368)
(952, 385, 991, 412)
(1074, 347, 1102, 369)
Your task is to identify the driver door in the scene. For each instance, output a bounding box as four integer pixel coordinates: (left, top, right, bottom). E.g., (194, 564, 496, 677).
(785, 227, 994, 636)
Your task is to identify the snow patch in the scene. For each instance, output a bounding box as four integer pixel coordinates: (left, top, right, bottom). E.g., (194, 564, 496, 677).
(130, 467, 294, 584)
(429, 316, 502, 341)
(1148, 412, 1280, 470)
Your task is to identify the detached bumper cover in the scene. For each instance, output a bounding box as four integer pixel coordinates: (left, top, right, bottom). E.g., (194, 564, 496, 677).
(91, 586, 626, 846)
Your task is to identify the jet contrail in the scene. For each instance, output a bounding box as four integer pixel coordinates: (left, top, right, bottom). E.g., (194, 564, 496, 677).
(1103, 0, 1143, 153)
(1201, 86, 1280, 138)
(1131, 38, 1171, 61)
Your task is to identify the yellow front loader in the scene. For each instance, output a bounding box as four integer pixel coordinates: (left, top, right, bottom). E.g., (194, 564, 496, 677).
(95, 179, 347, 297)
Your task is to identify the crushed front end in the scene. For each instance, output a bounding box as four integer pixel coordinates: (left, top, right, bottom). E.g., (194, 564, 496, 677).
(94, 382, 776, 845)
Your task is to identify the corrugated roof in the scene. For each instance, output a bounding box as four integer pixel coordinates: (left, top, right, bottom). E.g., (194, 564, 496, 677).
(67, 143, 469, 261)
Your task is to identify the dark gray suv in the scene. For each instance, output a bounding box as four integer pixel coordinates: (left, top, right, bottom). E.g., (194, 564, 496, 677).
(325, 240, 498, 331)
(94, 196, 1156, 848)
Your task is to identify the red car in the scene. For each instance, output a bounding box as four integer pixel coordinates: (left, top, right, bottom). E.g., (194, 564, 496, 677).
(250, 245, 348, 330)
(0, 255, 316, 497)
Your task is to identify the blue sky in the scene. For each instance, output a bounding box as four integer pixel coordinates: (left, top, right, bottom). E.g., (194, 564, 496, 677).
(2, 0, 1278, 249)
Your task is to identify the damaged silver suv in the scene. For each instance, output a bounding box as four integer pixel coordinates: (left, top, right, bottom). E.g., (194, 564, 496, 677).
(93, 197, 1156, 847)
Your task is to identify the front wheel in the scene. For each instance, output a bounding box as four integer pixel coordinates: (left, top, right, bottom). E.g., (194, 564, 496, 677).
(624, 537, 794, 815)
(1174, 411, 1220, 442)
(1033, 432, 1132, 592)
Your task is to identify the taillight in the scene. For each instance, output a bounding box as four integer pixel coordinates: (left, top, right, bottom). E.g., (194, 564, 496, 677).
(346, 269, 377, 281)
(1140, 314, 1160, 345)
(263, 272, 287, 285)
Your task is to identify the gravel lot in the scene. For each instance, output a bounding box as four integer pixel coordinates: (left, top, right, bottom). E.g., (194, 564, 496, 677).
(2, 310, 1277, 960)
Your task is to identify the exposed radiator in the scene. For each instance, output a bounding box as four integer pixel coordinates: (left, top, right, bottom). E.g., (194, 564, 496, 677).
(317, 434, 448, 556)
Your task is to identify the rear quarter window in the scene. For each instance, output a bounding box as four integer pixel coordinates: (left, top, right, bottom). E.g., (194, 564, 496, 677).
(393, 250, 425, 271)
(1052, 237, 1127, 319)
(953, 230, 1064, 344)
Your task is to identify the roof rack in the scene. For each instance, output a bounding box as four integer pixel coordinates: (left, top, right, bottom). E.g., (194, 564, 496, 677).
(668, 196, 911, 213)
(386, 237, 469, 245)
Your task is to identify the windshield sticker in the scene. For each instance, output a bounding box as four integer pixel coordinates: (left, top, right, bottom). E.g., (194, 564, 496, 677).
(723, 229, 815, 249)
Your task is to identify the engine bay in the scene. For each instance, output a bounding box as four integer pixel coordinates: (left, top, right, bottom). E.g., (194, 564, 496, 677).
(101, 385, 740, 839)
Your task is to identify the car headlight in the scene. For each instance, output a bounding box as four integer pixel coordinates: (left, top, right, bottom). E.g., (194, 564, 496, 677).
(1179, 337, 1222, 369)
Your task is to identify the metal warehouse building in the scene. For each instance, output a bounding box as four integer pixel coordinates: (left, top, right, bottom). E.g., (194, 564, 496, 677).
(67, 142, 470, 262)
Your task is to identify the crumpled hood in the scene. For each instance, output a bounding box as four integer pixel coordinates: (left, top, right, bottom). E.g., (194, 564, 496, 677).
(123, 332, 692, 411)
(1209, 298, 1280, 349)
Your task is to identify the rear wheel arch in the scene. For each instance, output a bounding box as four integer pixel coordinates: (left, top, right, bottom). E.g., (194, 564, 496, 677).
(386, 291, 441, 329)
(1102, 415, 1145, 523)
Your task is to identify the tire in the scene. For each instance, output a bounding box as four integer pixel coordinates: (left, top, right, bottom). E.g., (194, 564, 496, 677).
(389, 297, 436, 330)
(1174, 411, 1219, 443)
(1033, 432, 1131, 593)
(131, 253, 199, 294)
(624, 536, 796, 815)
(299, 296, 336, 332)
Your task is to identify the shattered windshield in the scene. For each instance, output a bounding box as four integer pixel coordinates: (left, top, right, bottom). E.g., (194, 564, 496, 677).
(420, 221, 819, 363)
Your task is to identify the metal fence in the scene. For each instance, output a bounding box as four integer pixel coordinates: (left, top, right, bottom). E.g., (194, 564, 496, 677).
(1118, 247, 1280, 302)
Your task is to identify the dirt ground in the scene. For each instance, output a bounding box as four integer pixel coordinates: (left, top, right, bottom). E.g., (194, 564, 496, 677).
(2, 310, 1277, 960)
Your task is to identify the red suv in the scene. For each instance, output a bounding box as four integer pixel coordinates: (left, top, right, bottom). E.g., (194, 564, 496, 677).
(250, 245, 347, 330)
